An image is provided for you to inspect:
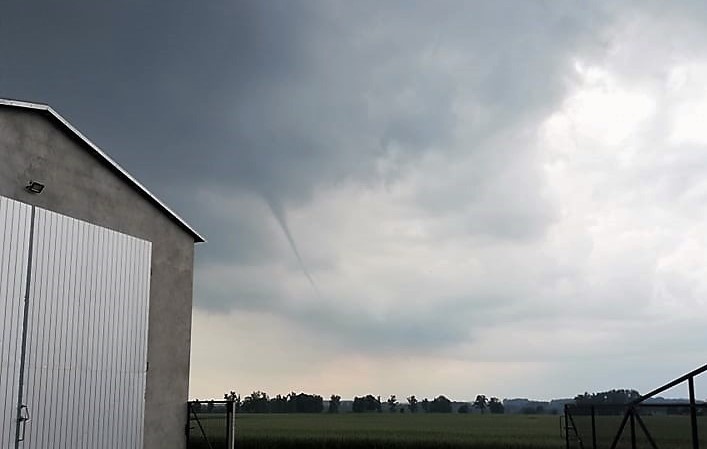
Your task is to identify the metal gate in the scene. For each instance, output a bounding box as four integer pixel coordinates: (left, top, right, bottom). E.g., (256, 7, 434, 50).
(187, 400, 236, 449)
(564, 363, 707, 449)
(0, 195, 152, 448)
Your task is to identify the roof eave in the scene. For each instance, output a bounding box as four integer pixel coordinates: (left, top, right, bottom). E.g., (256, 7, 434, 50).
(0, 98, 206, 243)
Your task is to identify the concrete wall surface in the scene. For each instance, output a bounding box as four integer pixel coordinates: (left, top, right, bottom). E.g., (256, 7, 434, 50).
(0, 106, 197, 449)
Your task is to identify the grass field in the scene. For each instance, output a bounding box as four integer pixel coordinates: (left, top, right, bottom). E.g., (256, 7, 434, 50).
(188, 413, 706, 449)
(191, 413, 564, 449)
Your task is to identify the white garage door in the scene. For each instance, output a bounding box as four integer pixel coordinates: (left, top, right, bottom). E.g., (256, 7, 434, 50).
(0, 195, 152, 449)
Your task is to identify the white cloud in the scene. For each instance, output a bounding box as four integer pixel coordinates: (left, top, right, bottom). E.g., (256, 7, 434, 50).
(668, 63, 707, 145)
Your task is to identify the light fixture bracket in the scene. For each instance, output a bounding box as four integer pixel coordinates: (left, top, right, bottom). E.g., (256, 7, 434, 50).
(26, 180, 45, 194)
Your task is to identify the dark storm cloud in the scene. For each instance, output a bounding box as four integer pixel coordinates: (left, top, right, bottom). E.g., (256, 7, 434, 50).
(2, 0, 605, 201)
(1, 0, 314, 191)
(2, 0, 337, 262)
(2, 1, 609, 329)
(9, 2, 707, 398)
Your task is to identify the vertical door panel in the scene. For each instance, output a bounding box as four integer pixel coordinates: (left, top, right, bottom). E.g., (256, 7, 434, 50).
(21, 207, 152, 449)
(0, 197, 32, 449)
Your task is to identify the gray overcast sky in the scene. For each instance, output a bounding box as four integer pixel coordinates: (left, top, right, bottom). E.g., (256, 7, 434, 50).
(3, 0, 707, 401)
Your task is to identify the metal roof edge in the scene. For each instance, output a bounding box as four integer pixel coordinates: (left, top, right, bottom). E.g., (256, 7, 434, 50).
(0, 98, 206, 243)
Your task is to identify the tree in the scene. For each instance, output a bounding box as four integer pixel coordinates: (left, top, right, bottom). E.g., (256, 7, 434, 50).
(353, 395, 381, 413)
(521, 406, 538, 414)
(242, 391, 269, 413)
(458, 403, 470, 413)
(421, 398, 430, 413)
(430, 395, 452, 413)
(352, 397, 365, 413)
(407, 395, 419, 413)
(488, 397, 504, 414)
(287, 392, 324, 413)
(574, 389, 641, 416)
(574, 389, 640, 406)
(473, 395, 488, 414)
(269, 394, 288, 413)
(329, 395, 341, 413)
(387, 395, 398, 413)
(223, 391, 242, 412)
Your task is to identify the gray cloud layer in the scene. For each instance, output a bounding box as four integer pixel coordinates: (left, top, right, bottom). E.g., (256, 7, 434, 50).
(2, 1, 604, 201)
(4, 1, 707, 398)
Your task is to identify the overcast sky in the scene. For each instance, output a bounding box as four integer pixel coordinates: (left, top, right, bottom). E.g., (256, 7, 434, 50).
(3, 0, 707, 402)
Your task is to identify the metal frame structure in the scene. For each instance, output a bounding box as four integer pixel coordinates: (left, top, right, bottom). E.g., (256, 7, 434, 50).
(186, 400, 236, 449)
(564, 363, 707, 449)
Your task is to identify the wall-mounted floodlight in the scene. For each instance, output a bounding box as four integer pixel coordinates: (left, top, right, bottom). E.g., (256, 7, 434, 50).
(26, 181, 45, 194)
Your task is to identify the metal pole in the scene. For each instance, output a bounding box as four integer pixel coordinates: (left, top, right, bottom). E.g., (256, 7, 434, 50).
(610, 410, 631, 449)
(591, 406, 597, 449)
(633, 362, 707, 405)
(191, 406, 214, 449)
(15, 206, 35, 449)
(565, 405, 570, 449)
(568, 411, 586, 449)
(186, 402, 192, 448)
(689, 377, 700, 449)
(635, 412, 659, 449)
(227, 400, 235, 449)
(630, 409, 637, 449)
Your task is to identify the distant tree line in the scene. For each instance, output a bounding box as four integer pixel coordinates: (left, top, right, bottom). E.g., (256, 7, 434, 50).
(206, 391, 325, 413)
(574, 389, 641, 406)
(197, 388, 671, 416)
(572, 389, 642, 416)
(202, 391, 506, 414)
(352, 395, 382, 413)
(199, 389, 684, 416)
(348, 394, 505, 414)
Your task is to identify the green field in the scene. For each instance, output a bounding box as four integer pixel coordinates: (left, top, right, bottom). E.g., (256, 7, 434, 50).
(191, 414, 564, 449)
(239, 413, 563, 446)
(188, 413, 706, 449)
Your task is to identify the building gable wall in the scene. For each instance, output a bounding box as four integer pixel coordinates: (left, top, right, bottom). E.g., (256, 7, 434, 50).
(0, 106, 195, 449)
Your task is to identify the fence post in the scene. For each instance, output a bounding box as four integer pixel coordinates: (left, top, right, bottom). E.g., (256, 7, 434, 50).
(689, 377, 700, 449)
(630, 409, 637, 449)
(565, 405, 570, 449)
(609, 410, 631, 449)
(186, 402, 192, 449)
(226, 400, 236, 449)
(591, 406, 597, 449)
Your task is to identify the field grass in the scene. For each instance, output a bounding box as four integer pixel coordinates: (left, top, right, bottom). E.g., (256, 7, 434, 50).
(190, 413, 564, 449)
(188, 412, 706, 449)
